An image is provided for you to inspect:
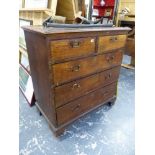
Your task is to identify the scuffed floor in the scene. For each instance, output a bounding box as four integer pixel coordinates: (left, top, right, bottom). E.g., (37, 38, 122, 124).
(19, 56, 135, 155)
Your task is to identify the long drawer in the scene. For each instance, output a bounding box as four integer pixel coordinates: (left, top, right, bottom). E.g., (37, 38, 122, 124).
(52, 50, 123, 85)
(98, 35, 126, 53)
(50, 37, 96, 62)
(56, 82, 117, 125)
(54, 66, 120, 108)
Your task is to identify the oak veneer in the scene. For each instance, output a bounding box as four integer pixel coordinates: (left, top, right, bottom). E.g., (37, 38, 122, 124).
(98, 35, 127, 53)
(23, 26, 130, 136)
(54, 66, 120, 108)
(50, 37, 96, 61)
(53, 50, 123, 85)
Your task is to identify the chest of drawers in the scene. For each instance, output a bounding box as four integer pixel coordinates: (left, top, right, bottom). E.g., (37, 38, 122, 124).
(23, 26, 130, 136)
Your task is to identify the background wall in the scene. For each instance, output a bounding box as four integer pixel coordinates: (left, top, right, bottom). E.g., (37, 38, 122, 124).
(115, 0, 135, 25)
(118, 0, 135, 14)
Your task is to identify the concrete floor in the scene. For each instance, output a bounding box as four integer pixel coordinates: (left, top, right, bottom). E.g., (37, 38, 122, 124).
(19, 56, 135, 155)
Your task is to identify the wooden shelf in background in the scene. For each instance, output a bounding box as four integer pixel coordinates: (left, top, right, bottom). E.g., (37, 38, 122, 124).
(19, 8, 53, 25)
(19, 8, 52, 12)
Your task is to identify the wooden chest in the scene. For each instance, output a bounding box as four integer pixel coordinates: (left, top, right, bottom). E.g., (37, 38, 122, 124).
(23, 26, 130, 136)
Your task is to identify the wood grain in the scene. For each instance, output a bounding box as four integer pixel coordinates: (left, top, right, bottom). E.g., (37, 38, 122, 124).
(50, 37, 96, 62)
(23, 26, 130, 136)
(52, 50, 123, 85)
(24, 31, 57, 126)
(98, 35, 126, 53)
(54, 66, 120, 107)
(56, 82, 117, 125)
(56, 0, 76, 23)
(22, 26, 131, 35)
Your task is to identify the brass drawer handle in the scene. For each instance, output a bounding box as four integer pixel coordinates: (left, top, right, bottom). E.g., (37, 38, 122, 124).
(71, 65, 80, 72)
(109, 36, 118, 42)
(106, 55, 115, 62)
(70, 40, 81, 48)
(108, 73, 112, 78)
(72, 83, 80, 89)
(111, 55, 115, 60)
(105, 73, 112, 80)
(71, 104, 81, 111)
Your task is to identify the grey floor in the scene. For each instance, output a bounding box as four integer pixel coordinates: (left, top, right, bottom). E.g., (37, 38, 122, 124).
(19, 56, 135, 155)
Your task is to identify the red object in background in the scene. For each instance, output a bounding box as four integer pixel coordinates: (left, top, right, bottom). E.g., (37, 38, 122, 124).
(93, 0, 115, 19)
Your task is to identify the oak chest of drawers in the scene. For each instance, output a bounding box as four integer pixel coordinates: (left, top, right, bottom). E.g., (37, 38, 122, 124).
(23, 26, 130, 136)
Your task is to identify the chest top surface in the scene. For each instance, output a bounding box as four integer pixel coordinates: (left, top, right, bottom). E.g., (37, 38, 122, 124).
(22, 25, 131, 35)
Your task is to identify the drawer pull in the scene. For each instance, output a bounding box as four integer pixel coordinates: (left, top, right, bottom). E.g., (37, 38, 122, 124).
(111, 56, 114, 60)
(105, 73, 112, 80)
(72, 83, 80, 89)
(106, 56, 115, 63)
(71, 104, 81, 111)
(71, 65, 80, 72)
(70, 40, 81, 48)
(109, 36, 118, 42)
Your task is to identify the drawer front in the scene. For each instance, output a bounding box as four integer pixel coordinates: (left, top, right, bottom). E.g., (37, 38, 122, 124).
(50, 37, 96, 62)
(98, 35, 126, 53)
(56, 82, 117, 125)
(54, 66, 120, 108)
(53, 50, 123, 85)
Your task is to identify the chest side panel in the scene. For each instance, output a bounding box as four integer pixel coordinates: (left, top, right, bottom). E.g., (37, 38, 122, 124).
(24, 31, 57, 127)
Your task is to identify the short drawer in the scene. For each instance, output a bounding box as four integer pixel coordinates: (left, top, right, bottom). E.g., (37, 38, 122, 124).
(98, 35, 126, 53)
(50, 37, 96, 62)
(56, 82, 117, 125)
(53, 50, 123, 85)
(54, 66, 120, 108)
